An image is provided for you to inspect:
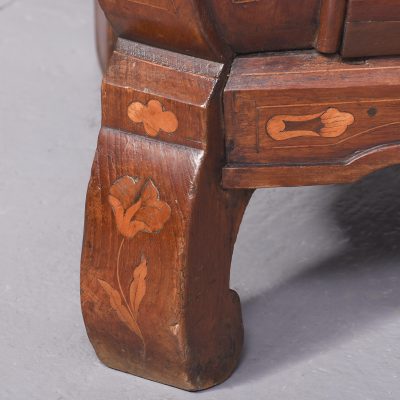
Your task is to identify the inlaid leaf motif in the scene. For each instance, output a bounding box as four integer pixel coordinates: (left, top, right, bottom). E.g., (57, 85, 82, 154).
(129, 258, 148, 318)
(98, 279, 143, 341)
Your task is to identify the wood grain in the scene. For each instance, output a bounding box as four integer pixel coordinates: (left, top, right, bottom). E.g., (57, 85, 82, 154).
(81, 40, 252, 391)
(102, 39, 223, 150)
(127, 99, 178, 137)
(95, 0, 115, 72)
(96, 0, 350, 57)
(342, 22, 400, 58)
(316, 0, 347, 53)
(96, 0, 400, 62)
(208, 0, 321, 53)
(223, 144, 400, 188)
(98, 0, 230, 61)
(225, 52, 400, 165)
(342, 0, 400, 57)
(346, 0, 400, 21)
(88, 0, 400, 390)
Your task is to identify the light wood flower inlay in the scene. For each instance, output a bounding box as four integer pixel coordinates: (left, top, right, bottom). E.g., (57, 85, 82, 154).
(98, 258, 147, 341)
(108, 176, 171, 239)
(266, 108, 355, 141)
(98, 176, 171, 348)
(128, 99, 178, 137)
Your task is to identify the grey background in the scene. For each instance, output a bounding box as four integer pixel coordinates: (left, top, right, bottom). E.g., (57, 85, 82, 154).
(1, 0, 400, 399)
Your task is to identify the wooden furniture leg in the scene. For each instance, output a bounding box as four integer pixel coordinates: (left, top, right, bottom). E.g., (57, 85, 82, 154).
(80, 39, 252, 391)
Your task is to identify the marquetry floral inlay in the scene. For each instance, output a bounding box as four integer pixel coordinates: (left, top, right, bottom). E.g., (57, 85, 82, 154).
(98, 258, 147, 342)
(109, 176, 171, 239)
(128, 99, 178, 137)
(266, 108, 355, 141)
(98, 176, 171, 348)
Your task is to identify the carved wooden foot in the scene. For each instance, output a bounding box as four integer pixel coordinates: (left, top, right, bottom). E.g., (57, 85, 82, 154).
(81, 39, 252, 391)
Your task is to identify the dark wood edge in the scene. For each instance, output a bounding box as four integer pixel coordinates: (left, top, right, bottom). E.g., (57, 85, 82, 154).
(95, 0, 116, 72)
(222, 145, 400, 188)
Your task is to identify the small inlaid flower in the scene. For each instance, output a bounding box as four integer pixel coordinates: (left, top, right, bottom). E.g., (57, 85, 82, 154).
(128, 99, 178, 137)
(108, 176, 171, 239)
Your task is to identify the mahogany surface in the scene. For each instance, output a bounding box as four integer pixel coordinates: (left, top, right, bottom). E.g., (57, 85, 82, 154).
(342, 0, 400, 57)
(95, 0, 115, 72)
(82, 38, 253, 390)
(208, 0, 321, 53)
(84, 0, 400, 391)
(316, 0, 347, 53)
(224, 52, 400, 165)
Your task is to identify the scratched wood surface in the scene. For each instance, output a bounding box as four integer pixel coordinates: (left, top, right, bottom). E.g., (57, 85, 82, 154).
(81, 39, 252, 391)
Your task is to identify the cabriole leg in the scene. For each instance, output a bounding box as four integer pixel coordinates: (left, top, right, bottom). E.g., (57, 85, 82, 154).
(80, 39, 252, 391)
